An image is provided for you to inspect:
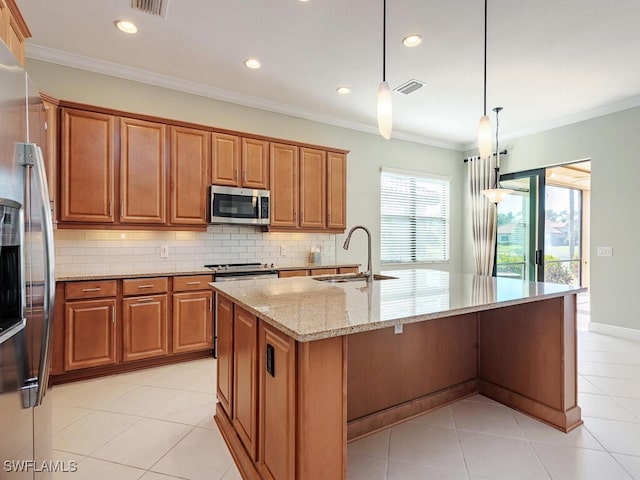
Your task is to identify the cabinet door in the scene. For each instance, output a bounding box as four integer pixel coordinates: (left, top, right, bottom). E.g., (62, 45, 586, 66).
(233, 306, 258, 460)
(64, 299, 116, 371)
(216, 295, 234, 417)
(212, 132, 240, 186)
(259, 322, 296, 480)
(299, 147, 326, 229)
(122, 294, 168, 362)
(242, 138, 269, 189)
(60, 109, 115, 223)
(327, 152, 347, 230)
(173, 291, 213, 354)
(170, 126, 209, 225)
(269, 143, 299, 228)
(120, 117, 167, 224)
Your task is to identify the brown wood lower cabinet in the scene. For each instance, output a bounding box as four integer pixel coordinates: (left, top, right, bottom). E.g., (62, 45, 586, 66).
(173, 291, 213, 353)
(214, 294, 346, 479)
(259, 322, 295, 480)
(53, 274, 214, 383)
(122, 294, 168, 362)
(233, 306, 258, 461)
(64, 298, 117, 371)
(216, 295, 234, 418)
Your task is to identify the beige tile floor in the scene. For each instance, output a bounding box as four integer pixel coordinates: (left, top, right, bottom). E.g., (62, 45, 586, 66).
(51, 296, 640, 479)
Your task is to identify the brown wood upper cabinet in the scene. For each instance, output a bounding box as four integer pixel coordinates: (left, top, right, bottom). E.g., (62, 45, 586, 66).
(270, 145, 346, 232)
(60, 108, 116, 223)
(269, 143, 299, 228)
(299, 147, 327, 229)
(170, 126, 209, 225)
(120, 118, 167, 224)
(212, 133, 269, 189)
(327, 152, 347, 230)
(0, 0, 30, 66)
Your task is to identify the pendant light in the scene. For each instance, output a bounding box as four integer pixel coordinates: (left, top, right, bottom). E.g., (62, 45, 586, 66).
(478, 0, 492, 157)
(377, 0, 392, 139)
(482, 107, 514, 203)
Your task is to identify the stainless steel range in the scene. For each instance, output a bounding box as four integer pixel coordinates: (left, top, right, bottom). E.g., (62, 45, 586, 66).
(205, 262, 279, 282)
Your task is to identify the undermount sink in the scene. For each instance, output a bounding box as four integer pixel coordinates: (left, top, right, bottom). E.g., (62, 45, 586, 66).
(313, 273, 398, 283)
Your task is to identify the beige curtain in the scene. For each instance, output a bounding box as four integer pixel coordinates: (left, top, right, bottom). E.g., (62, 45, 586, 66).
(469, 155, 497, 276)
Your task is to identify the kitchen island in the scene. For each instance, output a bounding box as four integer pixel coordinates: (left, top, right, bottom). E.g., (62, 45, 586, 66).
(211, 269, 584, 480)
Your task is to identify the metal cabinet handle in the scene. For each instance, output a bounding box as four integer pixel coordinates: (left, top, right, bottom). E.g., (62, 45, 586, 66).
(235, 168, 238, 180)
(137, 284, 154, 289)
(209, 296, 212, 312)
(136, 297, 156, 302)
(243, 170, 247, 183)
(186, 281, 201, 285)
(82, 287, 101, 292)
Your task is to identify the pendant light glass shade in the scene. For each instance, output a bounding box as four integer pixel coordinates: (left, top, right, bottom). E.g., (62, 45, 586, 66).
(482, 188, 513, 204)
(377, 81, 392, 140)
(478, 114, 492, 158)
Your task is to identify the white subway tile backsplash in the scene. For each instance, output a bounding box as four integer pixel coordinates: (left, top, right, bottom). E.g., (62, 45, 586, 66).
(54, 226, 337, 276)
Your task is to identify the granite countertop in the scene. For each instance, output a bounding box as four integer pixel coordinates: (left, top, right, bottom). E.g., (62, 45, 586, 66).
(211, 269, 586, 342)
(55, 263, 360, 282)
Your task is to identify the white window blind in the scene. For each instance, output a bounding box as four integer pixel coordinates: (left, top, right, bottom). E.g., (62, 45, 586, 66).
(380, 170, 450, 264)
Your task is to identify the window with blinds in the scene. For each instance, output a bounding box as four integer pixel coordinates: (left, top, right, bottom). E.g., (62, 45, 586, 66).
(380, 170, 450, 264)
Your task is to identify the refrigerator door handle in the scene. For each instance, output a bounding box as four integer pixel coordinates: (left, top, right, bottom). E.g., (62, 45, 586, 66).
(24, 143, 55, 407)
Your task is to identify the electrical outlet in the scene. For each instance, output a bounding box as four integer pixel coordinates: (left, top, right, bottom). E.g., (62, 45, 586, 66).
(160, 244, 169, 258)
(280, 245, 286, 256)
(597, 246, 613, 257)
(394, 324, 403, 335)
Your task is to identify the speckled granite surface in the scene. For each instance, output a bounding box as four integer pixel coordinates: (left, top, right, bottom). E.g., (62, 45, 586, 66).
(211, 269, 586, 342)
(55, 264, 360, 281)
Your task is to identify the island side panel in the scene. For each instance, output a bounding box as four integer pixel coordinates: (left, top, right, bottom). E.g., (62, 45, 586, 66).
(296, 336, 347, 480)
(347, 313, 478, 440)
(478, 295, 582, 432)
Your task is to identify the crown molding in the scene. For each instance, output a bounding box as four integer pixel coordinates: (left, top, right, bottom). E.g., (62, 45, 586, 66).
(26, 44, 463, 151)
(461, 95, 640, 151)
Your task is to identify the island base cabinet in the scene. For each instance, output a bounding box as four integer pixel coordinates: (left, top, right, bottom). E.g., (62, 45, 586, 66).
(215, 298, 347, 480)
(258, 323, 295, 480)
(233, 306, 258, 461)
(216, 295, 234, 418)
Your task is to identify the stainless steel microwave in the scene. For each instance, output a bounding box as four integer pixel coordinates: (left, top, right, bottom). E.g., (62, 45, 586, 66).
(209, 185, 270, 225)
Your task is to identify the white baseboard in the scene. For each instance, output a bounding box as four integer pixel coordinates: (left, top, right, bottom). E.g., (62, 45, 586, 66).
(588, 322, 640, 341)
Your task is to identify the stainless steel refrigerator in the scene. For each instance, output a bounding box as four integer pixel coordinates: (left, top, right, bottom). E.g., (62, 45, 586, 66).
(0, 40, 55, 479)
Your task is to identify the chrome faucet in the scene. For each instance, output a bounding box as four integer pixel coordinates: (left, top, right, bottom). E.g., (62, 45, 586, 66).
(343, 225, 373, 282)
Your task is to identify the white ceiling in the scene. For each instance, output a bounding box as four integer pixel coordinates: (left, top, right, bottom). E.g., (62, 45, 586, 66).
(15, 0, 640, 150)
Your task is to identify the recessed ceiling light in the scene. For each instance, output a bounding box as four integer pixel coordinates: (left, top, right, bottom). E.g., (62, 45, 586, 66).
(336, 86, 351, 95)
(402, 34, 422, 47)
(115, 20, 138, 34)
(244, 58, 261, 69)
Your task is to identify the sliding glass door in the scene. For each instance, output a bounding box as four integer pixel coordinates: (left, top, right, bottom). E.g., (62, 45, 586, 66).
(495, 170, 545, 281)
(495, 166, 586, 286)
(543, 185, 582, 286)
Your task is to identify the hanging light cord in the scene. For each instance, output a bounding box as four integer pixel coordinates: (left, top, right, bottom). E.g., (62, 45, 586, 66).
(382, 0, 386, 82)
(483, 0, 487, 116)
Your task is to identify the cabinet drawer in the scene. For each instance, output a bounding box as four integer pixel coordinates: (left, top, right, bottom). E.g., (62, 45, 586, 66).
(173, 274, 213, 292)
(65, 280, 117, 300)
(310, 268, 338, 276)
(123, 277, 168, 296)
(339, 267, 359, 274)
(278, 270, 309, 278)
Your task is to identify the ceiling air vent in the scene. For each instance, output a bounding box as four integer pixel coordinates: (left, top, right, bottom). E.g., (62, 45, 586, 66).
(393, 79, 425, 95)
(132, 0, 168, 17)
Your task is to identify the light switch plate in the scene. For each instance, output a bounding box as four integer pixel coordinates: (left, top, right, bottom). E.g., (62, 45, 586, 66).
(394, 324, 403, 334)
(160, 244, 169, 258)
(280, 245, 286, 256)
